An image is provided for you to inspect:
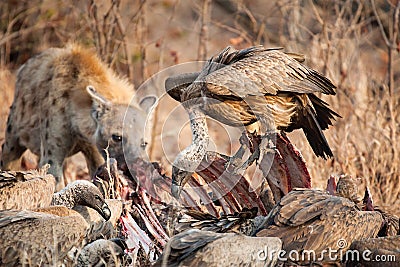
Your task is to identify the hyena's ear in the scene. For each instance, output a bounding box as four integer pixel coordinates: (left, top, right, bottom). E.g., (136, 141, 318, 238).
(139, 95, 157, 113)
(86, 85, 111, 120)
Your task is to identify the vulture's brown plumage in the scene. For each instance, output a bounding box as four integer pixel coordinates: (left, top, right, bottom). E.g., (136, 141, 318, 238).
(0, 168, 111, 221)
(166, 46, 340, 197)
(51, 180, 111, 221)
(176, 207, 262, 235)
(346, 235, 400, 267)
(73, 199, 123, 243)
(155, 229, 282, 267)
(0, 207, 88, 266)
(175, 177, 398, 265)
(0, 180, 113, 266)
(256, 188, 395, 265)
(76, 238, 131, 267)
(0, 165, 55, 210)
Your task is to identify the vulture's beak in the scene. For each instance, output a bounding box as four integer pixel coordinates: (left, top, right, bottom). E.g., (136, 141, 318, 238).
(100, 203, 112, 221)
(171, 166, 193, 199)
(171, 183, 183, 199)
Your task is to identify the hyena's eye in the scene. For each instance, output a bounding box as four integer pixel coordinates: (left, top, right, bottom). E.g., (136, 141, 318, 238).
(111, 134, 122, 142)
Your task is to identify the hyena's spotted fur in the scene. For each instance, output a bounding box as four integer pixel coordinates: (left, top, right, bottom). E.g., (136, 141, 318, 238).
(1, 44, 155, 191)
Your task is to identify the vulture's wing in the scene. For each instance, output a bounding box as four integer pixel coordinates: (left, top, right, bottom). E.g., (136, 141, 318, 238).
(156, 229, 222, 267)
(0, 168, 54, 210)
(203, 47, 336, 98)
(0, 208, 88, 265)
(155, 229, 281, 266)
(350, 235, 400, 252)
(257, 189, 384, 255)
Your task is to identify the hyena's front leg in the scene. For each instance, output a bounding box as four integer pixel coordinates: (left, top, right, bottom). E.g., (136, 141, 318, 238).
(39, 124, 70, 192)
(79, 143, 105, 178)
(1, 135, 27, 171)
(39, 149, 66, 192)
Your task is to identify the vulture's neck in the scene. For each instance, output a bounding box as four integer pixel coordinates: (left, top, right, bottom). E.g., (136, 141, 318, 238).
(174, 107, 209, 172)
(51, 181, 84, 209)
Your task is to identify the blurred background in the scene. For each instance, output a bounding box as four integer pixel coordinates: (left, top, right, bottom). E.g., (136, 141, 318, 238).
(0, 0, 399, 214)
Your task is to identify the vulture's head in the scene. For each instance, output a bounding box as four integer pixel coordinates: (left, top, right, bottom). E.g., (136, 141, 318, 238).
(78, 238, 132, 266)
(73, 180, 112, 221)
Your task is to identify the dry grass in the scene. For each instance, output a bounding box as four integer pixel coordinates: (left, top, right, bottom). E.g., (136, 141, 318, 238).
(0, 0, 399, 216)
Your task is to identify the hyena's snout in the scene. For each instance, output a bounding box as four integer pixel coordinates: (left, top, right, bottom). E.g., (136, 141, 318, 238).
(92, 95, 156, 167)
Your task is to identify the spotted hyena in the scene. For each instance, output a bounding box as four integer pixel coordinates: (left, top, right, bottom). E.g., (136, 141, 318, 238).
(1, 44, 155, 191)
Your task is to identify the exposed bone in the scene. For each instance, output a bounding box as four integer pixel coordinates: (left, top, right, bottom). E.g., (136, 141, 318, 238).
(120, 213, 157, 260)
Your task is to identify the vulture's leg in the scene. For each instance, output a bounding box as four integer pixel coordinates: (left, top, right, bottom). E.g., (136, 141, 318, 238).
(206, 151, 231, 163)
(233, 132, 277, 173)
(225, 143, 248, 171)
(229, 116, 277, 173)
(224, 131, 253, 171)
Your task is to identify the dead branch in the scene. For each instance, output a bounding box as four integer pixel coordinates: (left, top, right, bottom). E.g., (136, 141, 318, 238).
(211, 20, 253, 44)
(371, 0, 400, 94)
(197, 0, 212, 60)
(87, 0, 145, 80)
(370, 0, 400, 173)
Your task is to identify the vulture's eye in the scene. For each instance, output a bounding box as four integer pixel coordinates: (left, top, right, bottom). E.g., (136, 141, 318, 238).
(95, 195, 101, 201)
(112, 134, 122, 142)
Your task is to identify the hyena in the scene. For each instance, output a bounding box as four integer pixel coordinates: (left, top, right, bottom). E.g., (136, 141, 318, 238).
(1, 44, 156, 191)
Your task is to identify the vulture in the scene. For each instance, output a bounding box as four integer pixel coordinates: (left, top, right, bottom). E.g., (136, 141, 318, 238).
(0, 165, 55, 210)
(73, 198, 123, 243)
(256, 188, 398, 265)
(51, 179, 111, 220)
(155, 229, 282, 267)
(0, 180, 113, 265)
(175, 177, 398, 265)
(0, 167, 111, 221)
(76, 238, 131, 267)
(176, 207, 262, 235)
(334, 175, 361, 203)
(165, 45, 340, 197)
(0, 207, 88, 266)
